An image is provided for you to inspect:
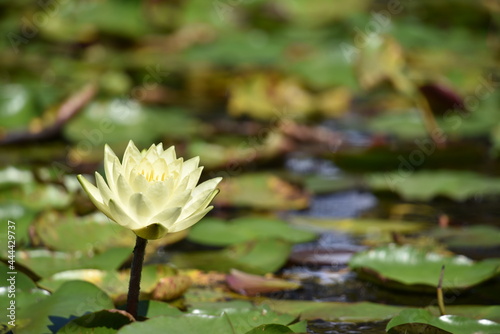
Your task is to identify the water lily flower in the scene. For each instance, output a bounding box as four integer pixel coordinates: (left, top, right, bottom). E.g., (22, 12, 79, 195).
(77, 140, 222, 240)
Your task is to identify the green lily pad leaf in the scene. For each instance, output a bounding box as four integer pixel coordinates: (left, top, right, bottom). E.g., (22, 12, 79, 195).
(349, 244, 500, 291)
(0, 182, 72, 211)
(245, 324, 294, 334)
(0, 203, 36, 256)
(386, 309, 500, 334)
(0, 84, 37, 131)
(34, 211, 137, 253)
(58, 309, 133, 334)
(0, 166, 34, 189)
(428, 305, 500, 323)
(17, 247, 131, 278)
(39, 265, 190, 303)
(172, 239, 292, 275)
(0, 263, 50, 331)
(188, 217, 316, 246)
(117, 306, 305, 334)
(290, 216, 426, 235)
(300, 174, 360, 195)
(259, 300, 405, 323)
(214, 173, 309, 210)
(137, 300, 183, 318)
(187, 133, 288, 170)
(428, 225, 500, 248)
(64, 101, 202, 155)
(15, 281, 114, 334)
(367, 170, 500, 201)
(187, 300, 256, 315)
(226, 269, 301, 296)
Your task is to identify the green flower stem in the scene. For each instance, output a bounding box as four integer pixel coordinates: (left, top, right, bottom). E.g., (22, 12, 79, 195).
(126, 235, 148, 318)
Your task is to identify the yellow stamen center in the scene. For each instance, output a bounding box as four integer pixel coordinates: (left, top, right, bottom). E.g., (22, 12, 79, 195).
(140, 169, 167, 182)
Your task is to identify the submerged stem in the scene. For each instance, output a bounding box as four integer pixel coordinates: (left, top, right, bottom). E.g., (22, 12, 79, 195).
(126, 235, 148, 318)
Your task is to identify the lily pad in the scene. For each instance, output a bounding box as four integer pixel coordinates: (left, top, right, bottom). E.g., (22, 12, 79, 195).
(116, 306, 306, 334)
(58, 309, 133, 334)
(429, 225, 500, 248)
(367, 170, 500, 201)
(0, 84, 37, 131)
(386, 309, 500, 334)
(64, 101, 202, 153)
(187, 133, 288, 170)
(17, 248, 131, 278)
(0, 166, 34, 189)
(290, 216, 426, 235)
(349, 244, 500, 291)
(15, 281, 114, 334)
(0, 203, 36, 256)
(39, 265, 191, 303)
(214, 173, 309, 210)
(0, 263, 50, 332)
(259, 300, 405, 322)
(34, 211, 137, 253)
(33, 210, 187, 254)
(0, 182, 72, 211)
(172, 239, 292, 274)
(188, 216, 316, 246)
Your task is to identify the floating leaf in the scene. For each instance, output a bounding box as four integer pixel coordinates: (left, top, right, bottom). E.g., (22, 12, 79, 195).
(349, 244, 500, 291)
(245, 324, 294, 334)
(290, 216, 426, 235)
(34, 211, 136, 253)
(0, 166, 34, 189)
(34, 210, 187, 254)
(226, 269, 300, 296)
(187, 133, 289, 169)
(0, 263, 50, 332)
(214, 173, 309, 210)
(0, 182, 72, 211)
(259, 300, 405, 323)
(228, 73, 314, 120)
(172, 239, 292, 274)
(188, 217, 316, 246)
(58, 309, 133, 334)
(64, 101, 202, 156)
(367, 170, 500, 201)
(39, 265, 190, 303)
(429, 225, 500, 248)
(0, 203, 36, 256)
(116, 306, 305, 334)
(0, 84, 37, 131)
(386, 309, 500, 334)
(15, 281, 114, 334)
(17, 248, 131, 278)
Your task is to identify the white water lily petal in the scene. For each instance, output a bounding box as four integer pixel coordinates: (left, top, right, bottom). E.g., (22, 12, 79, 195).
(169, 206, 213, 233)
(130, 172, 149, 193)
(167, 189, 192, 208)
(129, 193, 153, 220)
(95, 172, 114, 204)
(77, 141, 221, 240)
(181, 156, 200, 179)
(149, 207, 182, 226)
(104, 145, 120, 192)
(181, 188, 220, 220)
(116, 174, 134, 204)
(108, 199, 140, 229)
(123, 140, 142, 167)
(192, 177, 223, 197)
(77, 175, 112, 217)
(143, 179, 173, 207)
(186, 167, 203, 190)
(160, 146, 176, 163)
